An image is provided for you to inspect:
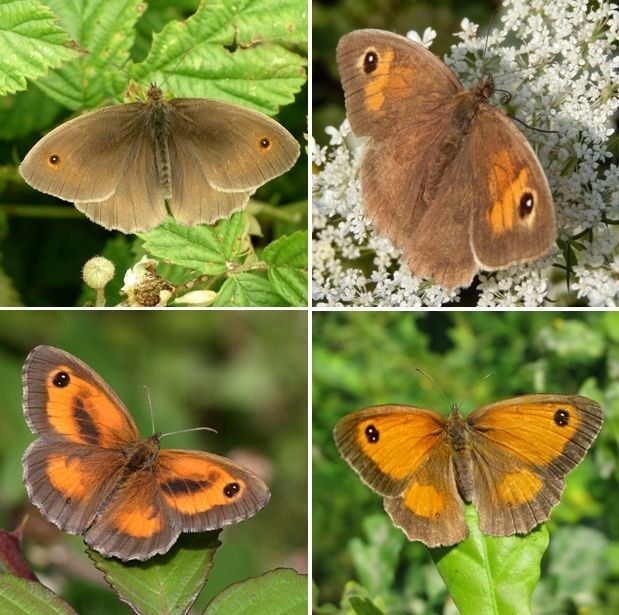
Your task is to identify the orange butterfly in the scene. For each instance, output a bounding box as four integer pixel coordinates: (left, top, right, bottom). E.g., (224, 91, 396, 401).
(22, 345, 269, 561)
(334, 395, 602, 547)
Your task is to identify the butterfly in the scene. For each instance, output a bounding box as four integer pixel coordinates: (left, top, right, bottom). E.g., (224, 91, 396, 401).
(22, 345, 270, 561)
(19, 83, 300, 233)
(336, 29, 556, 289)
(334, 395, 602, 547)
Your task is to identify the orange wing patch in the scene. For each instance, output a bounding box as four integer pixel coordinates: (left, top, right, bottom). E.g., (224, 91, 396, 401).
(486, 150, 536, 235)
(470, 398, 586, 466)
(45, 365, 138, 448)
(496, 468, 543, 507)
(402, 480, 447, 520)
(358, 47, 415, 115)
(157, 452, 246, 514)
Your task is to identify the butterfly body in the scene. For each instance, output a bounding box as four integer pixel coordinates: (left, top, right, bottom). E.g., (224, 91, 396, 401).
(22, 345, 270, 561)
(337, 29, 556, 288)
(334, 395, 602, 547)
(19, 84, 299, 233)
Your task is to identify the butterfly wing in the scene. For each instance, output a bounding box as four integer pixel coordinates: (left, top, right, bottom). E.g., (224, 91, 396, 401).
(22, 345, 140, 534)
(469, 105, 556, 270)
(155, 449, 270, 532)
(334, 405, 466, 546)
(73, 134, 166, 233)
(467, 394, 603, 536)
(167, 98, 299, 193)
(167, 131, 252, 226)
(337, 30, 478, 287)
(337, 29, 462, 136)
(22, 345, 140, 446)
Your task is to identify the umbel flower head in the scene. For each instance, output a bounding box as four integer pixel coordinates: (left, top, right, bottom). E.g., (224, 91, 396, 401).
(312, 0, 619, 306)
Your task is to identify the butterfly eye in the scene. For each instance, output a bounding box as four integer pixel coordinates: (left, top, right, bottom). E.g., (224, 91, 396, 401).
(52, 370, 70, 387)
(518, 192, 535, 218)
(365, 424, 379, 443)
(48, 154, 61, 166)
(258, 137, 272, 151)
(363, 50, 378, 74)
(224, 482, 240, 498)
(554, 408, 570, 426)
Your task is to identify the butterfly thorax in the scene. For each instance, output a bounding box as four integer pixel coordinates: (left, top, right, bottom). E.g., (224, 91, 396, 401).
(122, 434, 161, 472)
(420, 79, 489, 207)
(446, 406, 475, 502)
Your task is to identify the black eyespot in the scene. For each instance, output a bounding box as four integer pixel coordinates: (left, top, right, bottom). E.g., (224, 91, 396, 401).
(224, 482, 240, 498)
(365, 424, 379, 443)
(363, 50, 378, 74)
(554, 409, 569, 426)
(259, 137, 271, 149)
(519, 192, 535, 218)
(52, 370, 70, 387)
(49, 154, 60, 165)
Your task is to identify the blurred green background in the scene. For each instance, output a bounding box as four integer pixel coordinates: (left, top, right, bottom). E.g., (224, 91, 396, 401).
(0, 310, 307, 612)
(313, 0, 496, 144)
(313, 312, 619, 614)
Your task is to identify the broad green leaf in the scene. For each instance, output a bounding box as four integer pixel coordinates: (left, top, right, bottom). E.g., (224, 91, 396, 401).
(0, 573, 77, 614)
(135, 0, 307, 114)
(214, 273, 285, 306)
(89, 531, 221, 615)
(139, 214, 245, 275)
(263, 231, 308, 305)
(35, 0, 144, 108)
(0, 0, 78, 96)
(349, 596, 385, 615)
(204, 567, 307, 615)
(432, 506, 549, 615)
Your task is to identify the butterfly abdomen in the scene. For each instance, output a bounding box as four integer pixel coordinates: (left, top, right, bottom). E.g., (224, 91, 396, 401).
(148, 95, 173, 199)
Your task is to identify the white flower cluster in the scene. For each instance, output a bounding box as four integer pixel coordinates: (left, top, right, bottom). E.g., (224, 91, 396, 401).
(312, 0, 619, 306)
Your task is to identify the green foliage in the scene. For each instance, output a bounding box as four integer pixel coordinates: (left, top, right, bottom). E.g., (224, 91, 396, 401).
(0, 0, 307, 306)
(0, 311, 308, 613)
(313, 312, 619, 614)
(204, 568, 307, 614)
(0, 574, 77, 615)
(89, 532, 221, 614)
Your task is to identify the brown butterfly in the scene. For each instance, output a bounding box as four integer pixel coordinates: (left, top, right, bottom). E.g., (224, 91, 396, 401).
(19, 83, 299, 233)
(334, 395, 602, 547)
(337, 29, 556, 289)
(22, 345, 270, 561)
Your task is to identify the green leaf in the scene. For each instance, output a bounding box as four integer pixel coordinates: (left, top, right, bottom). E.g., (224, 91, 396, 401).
(204, 567, 307, 615)
(0, 0, 78, 96)
(349, 596, 385, 615)
(89, 531, 221, 615)
(0, 573, 77, 614)
(263, 231, 308, 305)
(34, 0, 144, 109)
(139, 214, 245, 275)
(432, 506, 549, 615)
(214, 273, 286, 307)
(136, 0, 308, 114)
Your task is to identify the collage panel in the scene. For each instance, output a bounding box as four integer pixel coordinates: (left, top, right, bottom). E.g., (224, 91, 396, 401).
(0, 310, 308, 612)
(313, 311, 617, 613)
(0, 0, 308, 308)
(312, 0, 618, 306)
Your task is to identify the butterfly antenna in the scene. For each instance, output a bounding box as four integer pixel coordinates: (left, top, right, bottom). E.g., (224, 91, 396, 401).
(481, 8, 500, 75)
(160, 426, 218, 440)
(143, 385, 156, 435)
(415, 368, 450, 407)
